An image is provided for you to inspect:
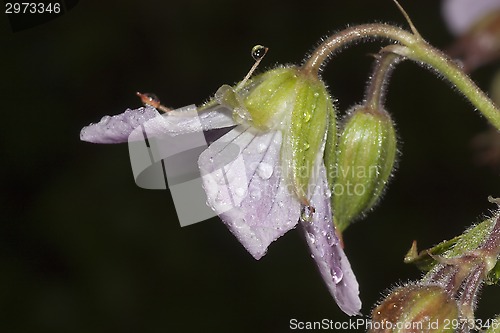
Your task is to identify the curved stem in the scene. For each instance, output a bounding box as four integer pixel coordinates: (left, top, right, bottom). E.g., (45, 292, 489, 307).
(301, 24, 417, 76)
(365, 52, 400, 110)
(301, 23, 500, 130)
(396, 43, 500, 130)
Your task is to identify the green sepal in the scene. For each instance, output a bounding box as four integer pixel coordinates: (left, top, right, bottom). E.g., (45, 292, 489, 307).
(324, 101, 338, 195)
(243, 67, 299, 130)
(283, 74, 330, 200)
(405, 218, 500, 284)
(404, 237, 460, 271)
(485, 260, 500, 285)
(215, 84, 250, 124)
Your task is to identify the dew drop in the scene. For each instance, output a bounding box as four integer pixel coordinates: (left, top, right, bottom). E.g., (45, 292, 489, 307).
(232, 218, 246, 229)
(257, 143, 268, 153)
(300, 205, 315, 222)
(217, 175, 227, 185)
(330, 266, 343, 284)
(303, 112, 311, 123)
(303, 142, 310, 150)
(250, 189, 261, 199)
(306, 232, 316, 244)
(234, 187, 246, 197)
(257, 163, 274, 180)
(317, 246, 325, 258)
(251, 45, 267, 60)
(326, 233, 337, 246)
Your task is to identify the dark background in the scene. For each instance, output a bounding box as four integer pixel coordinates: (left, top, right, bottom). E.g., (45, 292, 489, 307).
(1, 0, 499, 332)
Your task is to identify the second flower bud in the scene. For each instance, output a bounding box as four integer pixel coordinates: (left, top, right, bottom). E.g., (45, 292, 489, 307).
(331, 105, 397, 232)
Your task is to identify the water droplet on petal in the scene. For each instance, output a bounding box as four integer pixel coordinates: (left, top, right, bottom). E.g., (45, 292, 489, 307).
(250, 189, 261, 200)
(306, 232, 316, 244)
(257, 163, 274, 180)
(234, 187, 246, 197)
(326, 233, 337, 246)
(317, 246, 325, 258)
(300, 205, 315, 222)
(257, 143, 268, 153)
(232, 218, 246, 229)
(217, 175, 226, 185)
(330, 266, 343, 284)
(215, 191, 223, 203)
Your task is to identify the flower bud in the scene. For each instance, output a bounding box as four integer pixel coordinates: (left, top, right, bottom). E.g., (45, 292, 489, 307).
(370, 284, 459, 333)
(332, 105, 397, 232)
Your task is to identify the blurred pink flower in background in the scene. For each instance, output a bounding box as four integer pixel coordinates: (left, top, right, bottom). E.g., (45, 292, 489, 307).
(443, 0, 500, 170)
(442, 0, 500, 72)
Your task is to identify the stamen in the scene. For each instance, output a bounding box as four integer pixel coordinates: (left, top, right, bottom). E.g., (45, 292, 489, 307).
(236, 45, 269, 91)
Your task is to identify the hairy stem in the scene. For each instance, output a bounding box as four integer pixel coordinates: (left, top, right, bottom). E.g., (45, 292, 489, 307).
(365, 52, 400, 110)
(301, 24, 416, 75)
(301, 23, 500, 130)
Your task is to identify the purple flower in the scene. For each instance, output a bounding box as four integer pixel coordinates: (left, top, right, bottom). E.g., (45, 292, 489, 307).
(81, 66, 361, 315)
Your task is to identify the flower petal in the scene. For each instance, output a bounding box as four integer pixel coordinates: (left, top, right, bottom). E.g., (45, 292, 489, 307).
(301, 160, 361, 316)
(80, 106, 159, 144)
(81, 104, 237, 144)
(442, 0, 500, 35)
(198, 126, 300, 259)
(161, 104, 237, 135)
